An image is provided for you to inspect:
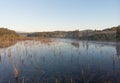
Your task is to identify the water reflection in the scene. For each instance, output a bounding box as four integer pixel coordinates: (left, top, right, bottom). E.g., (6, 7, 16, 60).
(116, 42, 120, 57)
(0, 39, 120, 83)
(0, 41, 16, 48)
(71, 41, 79, 48)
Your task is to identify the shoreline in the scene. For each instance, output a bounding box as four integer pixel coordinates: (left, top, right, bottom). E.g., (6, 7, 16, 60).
(0, 37, 119, 48)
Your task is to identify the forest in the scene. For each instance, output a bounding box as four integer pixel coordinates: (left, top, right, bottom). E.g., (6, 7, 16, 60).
(27, 25, 120, 41)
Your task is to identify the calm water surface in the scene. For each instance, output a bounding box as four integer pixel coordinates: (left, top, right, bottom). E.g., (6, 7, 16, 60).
(0, 39, 120, 83)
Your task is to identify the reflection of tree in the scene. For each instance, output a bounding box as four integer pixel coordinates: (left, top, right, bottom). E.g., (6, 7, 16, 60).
(86, 41, 89, 50)
(116, 43, 120, 57)
(82, 41, 89, 50)
(71, 42, 79, 48)
(112, 55, 115, 72)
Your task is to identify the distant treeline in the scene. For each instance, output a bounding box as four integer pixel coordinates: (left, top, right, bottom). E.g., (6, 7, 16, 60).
(27, 30, 80, 38)
(89, 25, 120, 41)
(27, 25, 120, 41)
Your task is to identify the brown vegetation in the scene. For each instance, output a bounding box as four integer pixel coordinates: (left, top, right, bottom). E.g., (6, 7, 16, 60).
(0, 25, 120, 48)
(0, 28, 19, 48)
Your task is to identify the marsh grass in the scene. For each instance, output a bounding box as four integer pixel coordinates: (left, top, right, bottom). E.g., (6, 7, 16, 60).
(0, 37, 53, 48)
(22, 77, 24, 83)
(55, 78, 58, 83)
(8, 80, 10, 83)
(81, 66, 85, 83)
(0, 40, 16, 48)
(0, 39, 119, 83)
(13, 65, 19, 82)
(70, 77, 73, 83)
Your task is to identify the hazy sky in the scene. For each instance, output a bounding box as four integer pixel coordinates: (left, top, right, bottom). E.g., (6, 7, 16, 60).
(0, 0, 119, 32)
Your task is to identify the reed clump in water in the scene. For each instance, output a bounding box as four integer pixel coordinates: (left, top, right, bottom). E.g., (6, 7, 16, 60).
(55, 78, 58, 83)
(81, 67, 85, 83)
(8, 80, 10, 83)
(14, 66, 19, 81)
(71, 77, 73, 83)
(0, 39, 17, 48)
(22, 77, 24, 83)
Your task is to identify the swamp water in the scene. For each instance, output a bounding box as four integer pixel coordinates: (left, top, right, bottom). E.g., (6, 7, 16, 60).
(0, 39, 120, 83)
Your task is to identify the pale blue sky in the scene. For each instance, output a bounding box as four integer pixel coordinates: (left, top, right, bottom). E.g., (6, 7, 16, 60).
(0, 0, 119, 32)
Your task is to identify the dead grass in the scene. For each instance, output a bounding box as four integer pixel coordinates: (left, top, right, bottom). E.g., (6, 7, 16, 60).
(0, 40, 16, 48)
(0, 37, 53, 48)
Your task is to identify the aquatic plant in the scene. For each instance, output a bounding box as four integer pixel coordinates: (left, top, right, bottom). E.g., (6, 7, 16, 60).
(81, 66, 85, 83)
(14, 66, 19, 80)
(22, 77, 24, 83)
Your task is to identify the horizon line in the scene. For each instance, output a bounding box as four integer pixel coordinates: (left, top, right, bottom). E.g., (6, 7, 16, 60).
(0, 25, 120, 33)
